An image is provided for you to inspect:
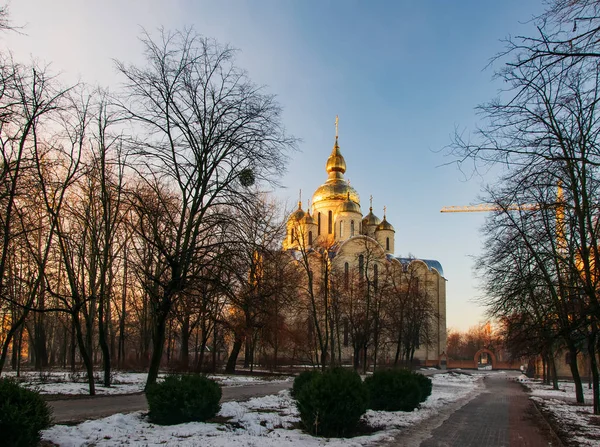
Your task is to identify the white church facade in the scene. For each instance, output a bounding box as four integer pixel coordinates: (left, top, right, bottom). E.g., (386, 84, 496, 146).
(283, 122, 447, 368)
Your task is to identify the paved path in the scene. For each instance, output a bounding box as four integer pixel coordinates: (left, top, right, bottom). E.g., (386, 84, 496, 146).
(400, 375, 562, 447)
(49, 381, 292, 424)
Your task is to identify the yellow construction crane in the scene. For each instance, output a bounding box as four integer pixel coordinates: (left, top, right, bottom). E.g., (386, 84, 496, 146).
(441, 182, 566, 249)
(440, 204, 539, 213)
(442, 182, 563, 214)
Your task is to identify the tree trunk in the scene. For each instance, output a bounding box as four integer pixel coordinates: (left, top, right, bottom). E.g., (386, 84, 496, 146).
(195, 319, 209, 372)
(567, 344, 585, 404)
(0, 312, 26, 376)
(15, 327, 23, 376)
(353, 344, 360, 370)
(226, 335, 243, 373)
(180, 316, 190, 370)
(244, 335, 251, 369)
(211, 325, 218, 373)
(588, 328, 600, 415)
(548, 353, 559, 390)
(98, 296, 111, 386)
(73, 312, 95, 396)
(146, 309, 168, 390)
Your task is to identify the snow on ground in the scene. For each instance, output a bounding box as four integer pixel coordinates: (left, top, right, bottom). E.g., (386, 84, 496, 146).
(41, 371, 481, 447)
(2, 370, 292, 395)
(520, 377, 600, 446)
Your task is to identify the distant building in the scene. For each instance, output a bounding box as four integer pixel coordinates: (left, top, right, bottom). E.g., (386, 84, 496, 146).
(283, 122, 447, 367)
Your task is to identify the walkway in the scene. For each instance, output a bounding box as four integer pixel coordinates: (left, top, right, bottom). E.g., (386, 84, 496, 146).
(49, 381, 292, 424)
(415, 375, 561, 447)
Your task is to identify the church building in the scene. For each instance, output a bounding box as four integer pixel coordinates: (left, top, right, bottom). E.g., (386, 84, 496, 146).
(283, 120, 447, 367)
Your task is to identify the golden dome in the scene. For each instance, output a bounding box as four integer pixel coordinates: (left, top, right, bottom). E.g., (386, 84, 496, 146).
(312, 137, 360, 205)
(290, 201, 305, 221)
(376, 217, 395, 232)
(303, 210, 316, 225)
(325, 138, 346, 174)
(337, 192, 361, 214)
(362, 208, 381, 227)
(313, 180, 360, 204)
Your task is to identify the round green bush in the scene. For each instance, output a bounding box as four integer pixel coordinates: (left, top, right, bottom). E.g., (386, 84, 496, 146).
(295, 367, 368, 437)
(413, 372, 432, 402)
(291, 369, 320, 398)
(365, 369, 422, 411)
(0, 377, 52, 447)
(145, 374, 222, 425)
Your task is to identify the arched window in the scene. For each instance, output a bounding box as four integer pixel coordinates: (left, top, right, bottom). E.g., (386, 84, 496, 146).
(328, 210, 333, 234)
(318, 212, 321, 235)
(358, 255, 364, 279)
(340, 221, 343, 238)
(386, 237, 390, 251)
(308, 231, 313, 245)
(373, 264, 378, 291)
(351, 220, 355, 236)
(291, 228, 295, 243)
(344, 262, 349, 289)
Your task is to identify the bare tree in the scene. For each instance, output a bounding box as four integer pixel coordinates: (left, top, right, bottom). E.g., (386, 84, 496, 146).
(449, 22, 600, 409)
(115, 28, 294, 387)
(0, 59, 72, 375)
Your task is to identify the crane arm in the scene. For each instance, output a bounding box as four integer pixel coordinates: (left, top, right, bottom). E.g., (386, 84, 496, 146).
(440, 204, 539, 213)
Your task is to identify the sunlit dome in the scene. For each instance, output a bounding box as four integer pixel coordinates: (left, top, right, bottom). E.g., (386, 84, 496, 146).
(312, 138, 360, 205)
(337, 192, 361, 214)
(302, 210, 316, 225)
(376, 217, 394, 232)
(289, 202, 305, 221)
(362, 208, 381, 227)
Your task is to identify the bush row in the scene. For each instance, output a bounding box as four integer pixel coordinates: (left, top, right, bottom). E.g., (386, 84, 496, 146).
(0, 377, 52, 447)
(292, 367, 433, 437)
(145, 374, 222, 425)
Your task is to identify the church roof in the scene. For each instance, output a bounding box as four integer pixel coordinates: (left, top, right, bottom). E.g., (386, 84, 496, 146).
(312, 128, 360, 206)
(337, 192, 361, 214)
(376, 216, 394, 232)
(289, 202, 305, 221)
(302, 210, 316, 225)
(326, 138, 346, 174)
(395, 257, 444, 276)
(362, 208, 381, 227)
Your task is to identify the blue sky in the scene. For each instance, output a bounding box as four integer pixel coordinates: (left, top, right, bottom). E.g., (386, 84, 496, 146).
(3, 0, 546, 331)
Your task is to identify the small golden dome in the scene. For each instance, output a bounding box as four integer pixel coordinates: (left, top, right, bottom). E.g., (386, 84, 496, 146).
(290, 202, 305, 221)
(312, 137, 360, 206)
(325, 138, 346, 174)
(303, 210, 316, 225)
(337, 192, 361, 214)
(362, 208, 381, 227)
(376, 217, 395, 232)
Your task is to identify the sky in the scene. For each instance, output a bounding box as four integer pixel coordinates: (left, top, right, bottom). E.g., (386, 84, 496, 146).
(1, 0, 547, 331)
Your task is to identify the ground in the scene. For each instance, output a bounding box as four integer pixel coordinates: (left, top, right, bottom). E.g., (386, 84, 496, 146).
(520, 375, 600, 446)
(38, 370, 479, 446)
(4, 369, 597, 446)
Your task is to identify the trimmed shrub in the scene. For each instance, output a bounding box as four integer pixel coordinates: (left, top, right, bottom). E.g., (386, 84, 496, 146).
(291, 369, 320, 398)
(0, 377, 52, 447)
(295, 367, 368, 437)
(145, 374, 221, 425)
(365, 369, 422, 411)
(413, 372, 432, 402)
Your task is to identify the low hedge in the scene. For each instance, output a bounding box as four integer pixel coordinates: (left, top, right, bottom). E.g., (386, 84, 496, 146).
(365, 369, 429, 411)
(0, 377, 52, 447)
(294, 367, 368, 437)
(291, 369, 321, 398)
(145, 374, 221, 425)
